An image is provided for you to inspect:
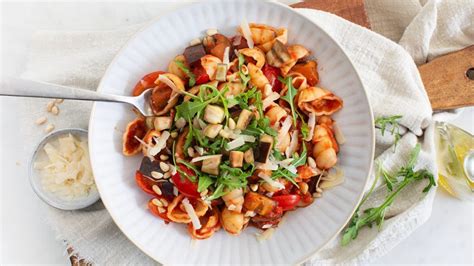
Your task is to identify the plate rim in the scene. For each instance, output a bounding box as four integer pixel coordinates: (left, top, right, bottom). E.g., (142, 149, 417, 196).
(88, 1, 375, 264)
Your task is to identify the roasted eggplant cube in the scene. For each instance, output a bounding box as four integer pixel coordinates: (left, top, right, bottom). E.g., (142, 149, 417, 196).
(236, 109, 253, 130)
(139, 157, 163, 178)
(183, 43, 207, 66)
(201, 155, 222, 175)
(254, 141, 272, 163)
(230, 151, 244, 168)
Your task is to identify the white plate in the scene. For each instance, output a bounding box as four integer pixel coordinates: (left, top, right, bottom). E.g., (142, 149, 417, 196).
(89, 0, 374, 264)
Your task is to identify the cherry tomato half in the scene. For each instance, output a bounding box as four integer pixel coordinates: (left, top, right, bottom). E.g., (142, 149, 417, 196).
(272, 195, 301, 211)
(148, 198, 171, 222)
(192, 64, 210, 85)
(262, 64, 282, 93)
(132, 71, 165, 96)
(171, 164, 200, 198)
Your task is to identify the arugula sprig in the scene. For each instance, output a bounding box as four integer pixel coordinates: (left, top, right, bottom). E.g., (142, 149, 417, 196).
(272, 145, 307, 186)
(375, 115, 403, 148)
(341, 144, 436, 246)
(279, 76, 298, 126)
(174, 60, 196, 87)
(238, 53, 251, 88)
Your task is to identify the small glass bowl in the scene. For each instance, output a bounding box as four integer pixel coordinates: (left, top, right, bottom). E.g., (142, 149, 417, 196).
(29, 128, 100, 210)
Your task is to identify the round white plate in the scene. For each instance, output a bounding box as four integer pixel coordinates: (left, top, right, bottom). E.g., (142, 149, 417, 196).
(89, 0, 374, 264)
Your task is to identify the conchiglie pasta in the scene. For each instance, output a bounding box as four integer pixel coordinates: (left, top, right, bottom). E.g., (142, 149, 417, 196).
(240, 23, 288, 52)
(239, 47, 266, 68)
(296, 86, 343, 116)
(200, 55, 222, 80)
(247, 63, 269, 91)
(151, 73, 185, 115)
(167, 55, 188, 80)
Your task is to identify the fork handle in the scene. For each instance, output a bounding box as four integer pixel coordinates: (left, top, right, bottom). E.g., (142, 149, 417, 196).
(0, 77, 129, 103)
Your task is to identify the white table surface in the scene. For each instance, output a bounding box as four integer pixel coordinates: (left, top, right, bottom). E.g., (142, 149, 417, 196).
(1, 1, 473, 265)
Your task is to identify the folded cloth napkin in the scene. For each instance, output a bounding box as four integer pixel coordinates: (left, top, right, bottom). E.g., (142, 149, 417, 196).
(19, 0, 473, 264)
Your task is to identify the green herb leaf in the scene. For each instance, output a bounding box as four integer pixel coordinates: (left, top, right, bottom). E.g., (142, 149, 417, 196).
(206, 183, 226, 201)
(375, 115, 403, 150)
(198, 174, 214, 192)
(176, 101, 208, 121)
(341, 144, 436, 246)
(174, 60, 196, 87)
(279, 76, 298, 126)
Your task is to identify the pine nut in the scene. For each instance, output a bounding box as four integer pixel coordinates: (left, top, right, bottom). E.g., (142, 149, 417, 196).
(169, 165, 176, 175)
(160, 198, 169, 207)
(164, 172, 171, 179)
(159, 154, 169, 161)
(151, 171, 163, 179)
(35, 117, 47, 125)
(54, 98, 64, 104)
(44, 124, 55, 133)
(152, 185, 162, 195)
(187, 147, 195, 157)
(206, 28, 218, 36)
(51, 105, 60, 115)
(159, 162, 170, 172)
(46, 101, 55, 112)
(189, 38, 201, 46)
(262, 224, 272, 229)
(152, 198, 162, 207)
(307, 157, 317, 168)
(313, 192, 322, 198)
(299, 182, 309, 194)
(229, 118, 236, 130)
(158, 207, 166, 213)
(250, 184, 258, 192)
(316, 187, 323, 193)
(170, 131, 178, 138)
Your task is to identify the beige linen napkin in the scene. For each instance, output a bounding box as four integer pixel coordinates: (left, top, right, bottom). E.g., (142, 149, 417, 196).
(19, 0, 473, 264)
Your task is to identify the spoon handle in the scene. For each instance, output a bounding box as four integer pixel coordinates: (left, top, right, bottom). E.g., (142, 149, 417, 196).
(0, 77, 130, 104)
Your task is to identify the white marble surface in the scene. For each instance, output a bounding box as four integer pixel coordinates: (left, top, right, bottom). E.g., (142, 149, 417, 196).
(1, 1, 472, 265)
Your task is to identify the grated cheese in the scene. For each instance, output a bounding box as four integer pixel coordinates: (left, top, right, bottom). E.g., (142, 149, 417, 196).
(157, 75, 182, 95)
(285, 130, 299, 158)
(277, 116, 292, 147)
(182, 197, 202, 230)
(320, 167, 345, 188)
(240, 18, 254, 49)
(148, 131, 170, 157)
(255, 162, 279, 171)
(223, 46, 230, 66)
(36, 134, 96, 200)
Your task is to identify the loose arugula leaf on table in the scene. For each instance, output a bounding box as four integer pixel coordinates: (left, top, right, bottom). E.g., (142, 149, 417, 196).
(174, 60, 196, 87)
(375, 115, 403, 149)
(279, 76, 298, 126)
(341, 144, 436, 246)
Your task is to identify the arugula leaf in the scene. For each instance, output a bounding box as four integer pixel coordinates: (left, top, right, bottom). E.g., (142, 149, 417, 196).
(238, 53, 251, 87)
(375, 115, 403, 149)
(272, 168, 299, 186)
(198, 174, 214, 192)
(206, 183, 226, 201)
(234, 87, 257, 110)
(279, 76, 298, 126)
(296, 109, 309, 139)
(376, 160, 395, 191)
(341, 144, 436, 246)
(175, 101, 209, 121)
(174, 60, 196, 87)
(292, 144, 307, 167)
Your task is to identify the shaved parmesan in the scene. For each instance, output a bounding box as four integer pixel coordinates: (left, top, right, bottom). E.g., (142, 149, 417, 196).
(255, 162, 279, 171)
(191, 154, 222, 163)
(333, 122, 346, 144)
(277, 116, 292, 146)
(258, 173, 285, 190)
(262, 92, 280, 110)
(240, 18, 254, 49)
(35, 134, 95, 200)
(225, 137, 245, 151)
(148, 131, 170, 157)
(223, 46, 230, 66)
(285, 130, 299, 158)
(320, 167, 345, 188)
(305, 113, 316, 141)
(182, 197, 202, 230)
(157, 75, 182, 95)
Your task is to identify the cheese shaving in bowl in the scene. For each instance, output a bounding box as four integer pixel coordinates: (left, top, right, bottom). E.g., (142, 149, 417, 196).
(31, 129, 99, 210)
(240, 18, 254, 49)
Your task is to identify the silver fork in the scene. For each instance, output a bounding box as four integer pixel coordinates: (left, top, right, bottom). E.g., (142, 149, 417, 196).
(0, 77, 154, 116)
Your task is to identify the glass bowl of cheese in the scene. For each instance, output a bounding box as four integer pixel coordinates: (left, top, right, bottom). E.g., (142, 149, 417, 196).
(29, 128, 99, 210)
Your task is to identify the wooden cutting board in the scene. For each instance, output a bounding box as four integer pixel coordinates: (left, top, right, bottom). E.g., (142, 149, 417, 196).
(291, 0, 474, 111)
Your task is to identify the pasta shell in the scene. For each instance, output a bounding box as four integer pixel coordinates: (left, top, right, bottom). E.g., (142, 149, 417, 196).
(167, 55, 188, 80)
(248, 63, 270, 91)
(297, 86, 343, 116)
(280, 45, 310, 75)
(239, 47, 266, 68)
(239, 23, 288, 52)
(200, 55, 222, 80)
(151, 73, 185, 116)
(167, 195, 209, 223)
(264, 105, 287, 125)
(187, 209, 221, 239)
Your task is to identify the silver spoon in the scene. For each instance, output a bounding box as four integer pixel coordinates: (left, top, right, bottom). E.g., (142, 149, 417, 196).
(0, 77, 154, 116)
